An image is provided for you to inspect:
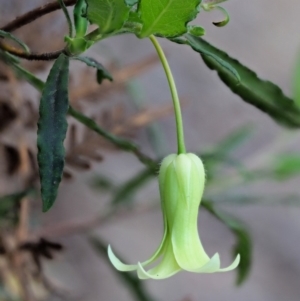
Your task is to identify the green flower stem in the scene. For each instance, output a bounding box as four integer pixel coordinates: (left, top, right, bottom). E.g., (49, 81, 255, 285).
(149, 35, 186, 154)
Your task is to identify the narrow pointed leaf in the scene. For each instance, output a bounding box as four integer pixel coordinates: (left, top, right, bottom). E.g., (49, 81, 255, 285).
(185, 34, 240, 82)
(73, 56, 113, 84)
(138, 0, 201, 38)
(0, 30, 30, 53)
(186, 36, 300, 128)
(37, 54, 70, 212)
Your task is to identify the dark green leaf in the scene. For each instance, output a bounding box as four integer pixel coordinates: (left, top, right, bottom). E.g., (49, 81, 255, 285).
(73, 56, 113, 83)
(0, 50, 20, 64)
(203, 201, 252, 285)
(37, 54, 70, 212)
(86, 0, 131, 34)
(294, 50, 300, 109)
(138, 0, 201, 38)
(0, 190, 31, 217)
(90, 237, 157, 301)
(0, 30, 30, 53)
(186, 36, 300, 128)
(185, 34, 240, 82)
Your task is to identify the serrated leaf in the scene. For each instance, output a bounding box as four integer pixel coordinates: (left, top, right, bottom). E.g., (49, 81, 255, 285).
(138, 0, 201, 38)
(185, 34, 240, 82)
(73, 56, 113, 83)
(0, 30, 30, 53)
(37, 54, 70, 212)
(203, 201, 252, 285)
(186, 36, 300, 128)
(86, 0, 131, 34)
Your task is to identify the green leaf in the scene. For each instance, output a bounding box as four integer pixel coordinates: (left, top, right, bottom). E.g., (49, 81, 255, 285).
(0, 190, 32, 218)
(185, 34, 240, 82)
(86, 0, 131, 34)
(74, 0, 88, 37)
(138, 0, 201, 38)
(188, 25, 206, 37)
(125, 0, 138, 6)
(73, 56, 113, 83)
(186, 36, 300, 128)
(203, 201, 252, 285)
(37, 54, 70, 212)
(272, 154, 300, 180)
(0, 30, 30, 53)
(90, 237, 157, 301)
(294, 49, 300, 109)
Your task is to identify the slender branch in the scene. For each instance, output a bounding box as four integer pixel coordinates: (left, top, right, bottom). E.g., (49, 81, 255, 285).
(0, 0, 77, 32)
(0, 0, 77, 60)
(0, 42, 64, 61)
(68, 106, 158, 171)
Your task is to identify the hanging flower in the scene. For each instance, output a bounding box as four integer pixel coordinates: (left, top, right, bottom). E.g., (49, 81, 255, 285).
(108, 153, 240, 279)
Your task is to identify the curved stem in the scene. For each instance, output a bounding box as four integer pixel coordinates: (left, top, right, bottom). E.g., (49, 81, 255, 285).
(1, 0, 77, 32)
(0, 42, 64, 61)
(149, 35, 186, 154)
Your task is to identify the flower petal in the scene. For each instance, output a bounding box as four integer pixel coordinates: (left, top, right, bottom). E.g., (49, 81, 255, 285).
(217, 254, 240, 272)
(137, 239, 181, 280)
(108, 245, 137, 272)
(108, 226, 168, 272)
(191, 253, 221, 273)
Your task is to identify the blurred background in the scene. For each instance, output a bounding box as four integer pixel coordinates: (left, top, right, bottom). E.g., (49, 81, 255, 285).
(0, 0, 300, 300)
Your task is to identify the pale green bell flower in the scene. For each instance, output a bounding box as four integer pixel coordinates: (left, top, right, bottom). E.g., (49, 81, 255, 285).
(108, 153, 240, 279)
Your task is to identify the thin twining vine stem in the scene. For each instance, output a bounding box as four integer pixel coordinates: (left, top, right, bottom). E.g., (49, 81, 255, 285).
(149, 35, 186, 154)
(0, 0, 77, 60)
(1, 0, 77, 32)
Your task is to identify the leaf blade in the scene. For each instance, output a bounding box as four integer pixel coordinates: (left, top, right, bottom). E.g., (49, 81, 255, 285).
(37, 54, 70, 212)
(186, 36, 300, 128)
(0, 30, 30, 53)
(72, 56, 113, 83)
(138, 0, 201, 38)
(86, 0, 131, 34)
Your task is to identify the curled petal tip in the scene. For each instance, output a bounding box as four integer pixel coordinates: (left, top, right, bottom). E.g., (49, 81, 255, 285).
(219, 254, 240, 272)
(107, 245, 137, 272)
(137, 262, 151, 280)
